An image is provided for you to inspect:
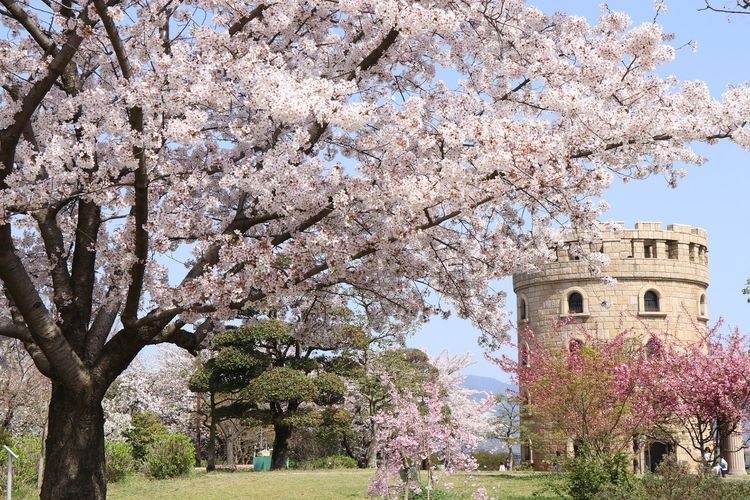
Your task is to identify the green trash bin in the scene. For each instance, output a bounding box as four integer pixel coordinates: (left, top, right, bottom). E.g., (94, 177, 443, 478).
(253, 455, 272, 471)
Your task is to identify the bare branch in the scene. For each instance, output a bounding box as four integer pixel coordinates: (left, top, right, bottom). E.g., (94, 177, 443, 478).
(0, 225, 91, 392)
(71, 200, 102, 331)
(0, 0, 57, 53)
(0, 321, 32, 342)
(699, 1, 750, 14)
(92, 0, 149, 326)
(228, 3, 269, 36)
(85, 298, 121, 363)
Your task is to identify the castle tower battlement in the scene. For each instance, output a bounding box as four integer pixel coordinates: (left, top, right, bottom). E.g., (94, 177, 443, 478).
(514, 222, 709, 291)
(513, 223, 710, 345)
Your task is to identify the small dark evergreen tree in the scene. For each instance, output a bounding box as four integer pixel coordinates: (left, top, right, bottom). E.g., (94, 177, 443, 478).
(189, 319, 349, 470)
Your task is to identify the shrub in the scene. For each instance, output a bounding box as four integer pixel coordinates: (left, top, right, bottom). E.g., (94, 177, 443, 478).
(636, 454, 750, 500)
(123, 411, 168, 462)
(105, 441, 136, 483)
(562, 451, 635, 500)
(145, 433, 195, 479)
(513, 461, 534, 471)
(472, 451, 509, 471)
(303, 454, 358, 469)
(0, 428, 11, 447)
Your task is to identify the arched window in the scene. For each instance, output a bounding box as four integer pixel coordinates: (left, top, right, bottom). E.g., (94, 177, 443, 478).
(644, 291, 659, 312)
(520, 299, 527, 320)
(699, 294, 707, 317)
(568, 292, 584, 314)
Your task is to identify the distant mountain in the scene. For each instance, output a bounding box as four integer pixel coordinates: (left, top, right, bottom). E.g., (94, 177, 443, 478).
(463, 376, 521, 455)
(463, 375, 515, 396)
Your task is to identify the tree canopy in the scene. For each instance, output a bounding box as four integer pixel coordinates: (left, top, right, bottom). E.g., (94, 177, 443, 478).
(2, 1, 750, 496)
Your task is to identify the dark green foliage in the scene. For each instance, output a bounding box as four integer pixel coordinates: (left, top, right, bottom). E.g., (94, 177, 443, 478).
(562, 451, 635, 500)
(104, 441, 136, 483)
(145, 433, 195, 479)
(123, 411, 168, 462)
(472, 451, 509, 471)
(313, 372, 347, 406)
(245, 367, 317, 404)
(377, 348, 437, 393)
(0, 428, 11, 447)
(315, 407, 354, 445)
(191, 319, 355, 470)
(303, 455, 358, 469)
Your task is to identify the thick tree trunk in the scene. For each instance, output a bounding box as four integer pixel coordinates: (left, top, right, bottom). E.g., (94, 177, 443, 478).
(40, 383, 106, 500)
(271, 423, 292, 470)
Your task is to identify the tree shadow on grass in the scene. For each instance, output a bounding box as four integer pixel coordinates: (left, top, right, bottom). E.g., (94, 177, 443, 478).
(477, 472, 559, 481)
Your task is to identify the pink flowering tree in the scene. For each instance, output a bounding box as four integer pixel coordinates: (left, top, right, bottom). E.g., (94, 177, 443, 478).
(2, 1, 750, 497)
(637, 322, 750, 464)
(497, 324, 651, 459)
(367, 380, 486, 499)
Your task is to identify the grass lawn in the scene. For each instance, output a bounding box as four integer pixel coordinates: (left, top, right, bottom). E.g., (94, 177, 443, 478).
(106, 469, 558, 499)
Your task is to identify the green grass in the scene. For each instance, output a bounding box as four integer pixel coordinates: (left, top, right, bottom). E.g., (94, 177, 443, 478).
(106, 470, 558, 499)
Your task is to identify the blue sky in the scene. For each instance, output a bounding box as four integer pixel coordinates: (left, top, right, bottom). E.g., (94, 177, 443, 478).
(408, 1, 750, 380)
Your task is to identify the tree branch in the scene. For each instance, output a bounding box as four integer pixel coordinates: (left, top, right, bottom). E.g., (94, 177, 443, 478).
(93, 0, 149, 326)
(0, 225, 91, 392)
(350, 28, 400, 79)
(0, 321, 32, 342)
(0, 0, 57, 53)
(20, 340, 52, 378)
(228, 3, 268, 36)
(699, 1, 750, 14)
(33, 208, 78, 334)
(85, 298, 121, 363)
(71, 200, 102, 331)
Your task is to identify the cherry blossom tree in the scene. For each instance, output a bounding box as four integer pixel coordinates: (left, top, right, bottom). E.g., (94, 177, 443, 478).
(1, 1, 750, 497)
(0, 338, 49, 487)
(367, 380, 486, 499)
(637, 322, 750, 464)
(345, 347, 436, 468)
(497, 324, 651, 460)
(102, 348, 195, 439)
(368, 352, 492, 498)
(430, 351, 493, 440)
(0, 338, 50, 439)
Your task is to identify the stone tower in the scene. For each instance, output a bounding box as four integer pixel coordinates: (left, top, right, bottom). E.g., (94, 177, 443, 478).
(512, 222, 745, 474)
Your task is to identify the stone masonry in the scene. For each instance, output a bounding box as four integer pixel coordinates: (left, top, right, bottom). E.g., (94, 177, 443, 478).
(512, 222, 745, 474)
